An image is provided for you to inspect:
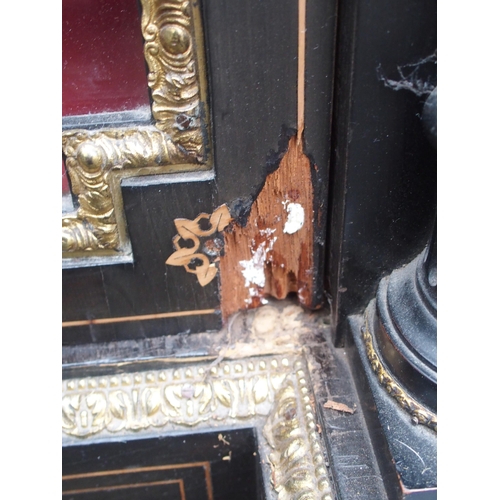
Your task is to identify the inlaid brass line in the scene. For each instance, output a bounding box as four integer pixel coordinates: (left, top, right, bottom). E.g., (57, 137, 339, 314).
(63, 461, 211, 480)
(63, 479, 184, 498)
(63, 462, 211, 500)
(62, 308, 217, 328)
(179, 478, 187, 500)
(202, 462, 214, 500)
(297, 0, 306, 144)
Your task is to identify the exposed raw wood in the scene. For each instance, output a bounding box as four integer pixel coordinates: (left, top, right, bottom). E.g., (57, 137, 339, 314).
(219, 135, 315, 320)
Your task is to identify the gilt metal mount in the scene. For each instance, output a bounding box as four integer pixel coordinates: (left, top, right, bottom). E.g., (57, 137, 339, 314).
(63, 354, 334, 500)
(62, 0, 211, 265)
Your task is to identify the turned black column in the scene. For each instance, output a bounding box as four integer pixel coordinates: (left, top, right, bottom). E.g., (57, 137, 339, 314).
(362, 227, 437, 430)
(371, 237, 437, 414)
(352, 88, 437, 497)
(370, 88, 437, 415)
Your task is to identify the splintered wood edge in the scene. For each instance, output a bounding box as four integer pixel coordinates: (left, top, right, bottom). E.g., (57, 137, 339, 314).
(219, 135, 316, 320)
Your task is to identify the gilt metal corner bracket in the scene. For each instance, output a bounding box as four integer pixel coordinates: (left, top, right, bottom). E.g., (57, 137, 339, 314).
(62, 354, 335, 499)
(62, 0, 211, 263)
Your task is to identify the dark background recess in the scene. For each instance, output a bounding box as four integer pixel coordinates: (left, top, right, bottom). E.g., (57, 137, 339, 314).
(327, 0, 437, 345)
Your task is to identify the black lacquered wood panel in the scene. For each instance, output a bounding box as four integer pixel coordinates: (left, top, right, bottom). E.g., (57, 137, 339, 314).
(63, 429, 261, 500)
(63, 180, 221, 345)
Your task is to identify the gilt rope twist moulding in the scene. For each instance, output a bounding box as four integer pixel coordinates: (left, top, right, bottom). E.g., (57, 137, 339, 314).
(62, 0, 211, 261)
(362, 315, 437, 432)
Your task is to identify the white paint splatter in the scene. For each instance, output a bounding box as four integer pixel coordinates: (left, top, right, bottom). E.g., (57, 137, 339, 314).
(244, 286, 260, 304)
(259, 228, 276, 238)
(283, 202, 305, 234)
(244, 287, 269, 305)
(240, 243, 266, 288)
(239, 237, 277, 288)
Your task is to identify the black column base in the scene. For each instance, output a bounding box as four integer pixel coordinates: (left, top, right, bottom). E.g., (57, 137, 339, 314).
(348, 309, 436, 498)
(374, 250, 437, 415)
(345, 247, 437, 497)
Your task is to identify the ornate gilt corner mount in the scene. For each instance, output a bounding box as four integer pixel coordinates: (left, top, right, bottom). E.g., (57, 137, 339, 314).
(166, 205, 232, 286)
(62, 354, 335, 499)
(62, 0, 211, 265)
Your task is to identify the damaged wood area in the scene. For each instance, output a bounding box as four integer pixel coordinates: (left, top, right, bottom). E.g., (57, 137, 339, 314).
(220, 134, 316, 320)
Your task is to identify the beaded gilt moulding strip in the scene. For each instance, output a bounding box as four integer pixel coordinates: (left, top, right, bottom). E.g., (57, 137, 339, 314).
(62, 0, 211, 265)
(362, 314, 437, 433)
(62, 354, 335, 500)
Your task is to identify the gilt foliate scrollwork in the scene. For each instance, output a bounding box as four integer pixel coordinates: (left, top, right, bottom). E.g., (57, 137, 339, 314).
(142, 0, 207, 160)
(62, 357, 287, 437)
(62, 128, 191, 253)
(62, 355, 335, 499)
(263, 372, 334, 500)
(62, 0, 210, 259)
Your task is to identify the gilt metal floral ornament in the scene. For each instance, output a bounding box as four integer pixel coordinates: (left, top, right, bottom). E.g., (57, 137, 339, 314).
(166, 205, 232, 286)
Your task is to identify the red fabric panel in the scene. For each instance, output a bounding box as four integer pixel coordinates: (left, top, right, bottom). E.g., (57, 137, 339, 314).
(62, 0, 150, 116)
